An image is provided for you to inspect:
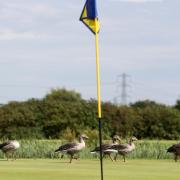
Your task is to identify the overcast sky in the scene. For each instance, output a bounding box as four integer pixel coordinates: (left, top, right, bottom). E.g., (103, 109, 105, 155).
(0, 0, 180, 105)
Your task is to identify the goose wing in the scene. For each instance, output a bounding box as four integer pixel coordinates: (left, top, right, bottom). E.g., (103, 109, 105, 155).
(173, 144, 180, 148)
(91, 144, 113, 153)
(55, 142, 78, 152)
(167, 144, 180, 153)
(111, 144, 129, 151)
(0, 142, 15, 152)
(0, 142, 9, 149)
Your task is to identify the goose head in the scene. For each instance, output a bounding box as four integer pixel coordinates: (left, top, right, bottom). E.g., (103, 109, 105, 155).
(79, 134, 89, 141)
(112, 135, 121, 144)
(130, 136, 138, 142)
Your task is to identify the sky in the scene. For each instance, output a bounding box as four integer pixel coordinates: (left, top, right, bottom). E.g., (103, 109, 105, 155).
(0, 0, 180, 105)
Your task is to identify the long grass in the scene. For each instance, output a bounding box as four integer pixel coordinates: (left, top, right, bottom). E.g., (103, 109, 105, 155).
(0, 140, 178, 159)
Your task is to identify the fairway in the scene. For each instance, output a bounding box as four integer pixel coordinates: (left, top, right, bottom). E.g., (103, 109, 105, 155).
(0, 159, 179, 180)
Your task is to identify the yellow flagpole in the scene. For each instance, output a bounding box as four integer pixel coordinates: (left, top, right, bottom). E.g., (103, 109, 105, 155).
(95, 18, 104, 180)
(95, 18, 102, 118)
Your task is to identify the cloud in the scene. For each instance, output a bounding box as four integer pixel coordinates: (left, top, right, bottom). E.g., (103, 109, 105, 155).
(31, 4, 59, 17)
(0, 29, 48, 40)
(0, 1, 60, 22)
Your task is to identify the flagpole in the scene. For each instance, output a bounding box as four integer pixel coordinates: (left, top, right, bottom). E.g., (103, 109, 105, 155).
(95, 18, 104, 180)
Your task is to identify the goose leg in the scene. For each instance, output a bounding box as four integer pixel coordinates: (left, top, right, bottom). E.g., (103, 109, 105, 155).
(14, 152, 17, 160)
(108, 154, 114, 162)
(102, 153, 106, 159)
(114, 153, 118, 161)
(69, 155, 73, 163)
(13, 151, 17, 161)
(102, 153, 107, 159)
(73, 155, 79, 160)
(5, 153, 9, 161)
(123, 155, 126, 162)
(12, 152, 14, 161)
(174, 154, 178, 162)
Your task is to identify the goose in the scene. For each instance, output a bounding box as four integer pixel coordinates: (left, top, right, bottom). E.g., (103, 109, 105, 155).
(167, 143, 180, 162)
(112, 136, 138, 162)
(90, 135, 121, 161)
(55, 134, 89, 163)
(0, 140, 20, 160)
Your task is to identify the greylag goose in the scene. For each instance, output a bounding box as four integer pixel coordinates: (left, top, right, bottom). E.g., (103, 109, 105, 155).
(0, 140, 20, 160)
(167, 143, 180, 162)
(91, 135, 121, 161)
(55, 134, 88, 163)
(112, 136, 138, 162)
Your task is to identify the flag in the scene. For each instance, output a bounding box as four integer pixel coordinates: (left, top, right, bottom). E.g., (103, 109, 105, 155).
(80, 0, 100, 34)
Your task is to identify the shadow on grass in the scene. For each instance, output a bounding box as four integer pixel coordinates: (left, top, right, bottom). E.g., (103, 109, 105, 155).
(49, 159, 82, 164)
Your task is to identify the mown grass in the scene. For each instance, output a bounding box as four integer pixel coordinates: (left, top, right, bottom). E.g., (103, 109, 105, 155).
(0, 159, 179, 180)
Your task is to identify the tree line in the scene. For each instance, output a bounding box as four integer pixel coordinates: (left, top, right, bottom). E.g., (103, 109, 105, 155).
(0, 88, 180, 140)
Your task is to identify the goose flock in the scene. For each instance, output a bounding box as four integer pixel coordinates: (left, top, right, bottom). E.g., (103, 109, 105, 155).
(90, 135, 121, 161)
(112, 136, 138, 162)
(0, 136, 180, 163)
(91, 136, 138, 162)
(54, 135, 138, 163)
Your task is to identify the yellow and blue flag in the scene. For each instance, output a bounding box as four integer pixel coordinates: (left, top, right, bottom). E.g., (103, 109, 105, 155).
(80, 0, 100, 34)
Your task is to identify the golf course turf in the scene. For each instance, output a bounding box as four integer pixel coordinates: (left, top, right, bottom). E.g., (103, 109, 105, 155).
(0, 159, 179, 180)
